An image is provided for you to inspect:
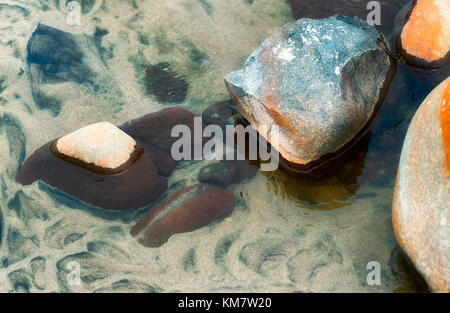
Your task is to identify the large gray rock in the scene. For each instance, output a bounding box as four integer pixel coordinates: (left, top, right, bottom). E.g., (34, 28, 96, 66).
(225, 15, 394, 166)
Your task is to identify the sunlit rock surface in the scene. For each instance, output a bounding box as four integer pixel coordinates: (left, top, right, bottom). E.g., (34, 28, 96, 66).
(398, 0, 450, 69)
(393, 77, 450, 293)
(225, 16, 394, 166)
(55, 122, 138, 172)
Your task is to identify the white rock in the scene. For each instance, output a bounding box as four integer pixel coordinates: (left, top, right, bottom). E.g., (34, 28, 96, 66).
(56, 122, 137, 169)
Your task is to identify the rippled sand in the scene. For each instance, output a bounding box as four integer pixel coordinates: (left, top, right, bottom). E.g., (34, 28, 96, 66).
(0, 0, 431, 292)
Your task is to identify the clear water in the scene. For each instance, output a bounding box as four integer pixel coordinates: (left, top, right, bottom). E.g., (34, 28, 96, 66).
(0, 0, 446, 292)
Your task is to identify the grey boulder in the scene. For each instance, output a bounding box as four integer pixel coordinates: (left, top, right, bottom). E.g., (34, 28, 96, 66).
(225, 15, 394, 166)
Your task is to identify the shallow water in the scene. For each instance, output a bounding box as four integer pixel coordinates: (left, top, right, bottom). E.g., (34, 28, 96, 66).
(0, 0, 446, 292)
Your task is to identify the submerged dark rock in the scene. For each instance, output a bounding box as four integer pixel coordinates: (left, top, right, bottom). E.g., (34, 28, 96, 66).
(224, 159, 259, 184)
(202, 99, 242, 132)
(16, 122, 168, 211)
(119, 107, 197, 176)
(26, 24, 93, 115)
(198, 162, 236, 187)
(26, 23, 127, 116)
(16, 107, 202, 210)
(145, 62, 189, 103)
(131, 184, 235, 247)
(120, 107, 195, 153)
(27, 23, 91, 84)
(225, 15, 395, 171)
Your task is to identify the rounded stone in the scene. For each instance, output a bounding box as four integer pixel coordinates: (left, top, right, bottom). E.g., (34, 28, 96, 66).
(398, 0, 450, 69)
(198, 162, 236, 187)
(119, 107, 198, 176)
(54, 122, 139, 173)
(17, 120, 169, 211)
(202, 100, 241, 132)
(225, 15, 394, 167)
(393, 77, 450, 292)
(17, 140, 167, 211)
(130, 184, 235, 247)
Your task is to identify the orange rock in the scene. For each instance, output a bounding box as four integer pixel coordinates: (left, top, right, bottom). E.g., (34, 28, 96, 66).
(393, 77, 450, 293)
(400, 0, 450, 68)
(441, 80, 450, 173)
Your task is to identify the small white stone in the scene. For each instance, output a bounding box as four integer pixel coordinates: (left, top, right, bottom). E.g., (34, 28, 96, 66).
(56, 122, 137, 169)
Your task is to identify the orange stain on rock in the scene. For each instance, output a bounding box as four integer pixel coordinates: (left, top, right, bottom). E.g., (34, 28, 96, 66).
(401, 0, 445, 62)
(262, 93, 292, 131)
(441, 80, 450, 174)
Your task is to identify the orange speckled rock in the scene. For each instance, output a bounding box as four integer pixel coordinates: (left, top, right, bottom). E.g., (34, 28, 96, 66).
(399, 0, 450, 68)
(441, 81, 450, 173)
(393, 77, 450, 293)
(225, 16, 394, 167)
